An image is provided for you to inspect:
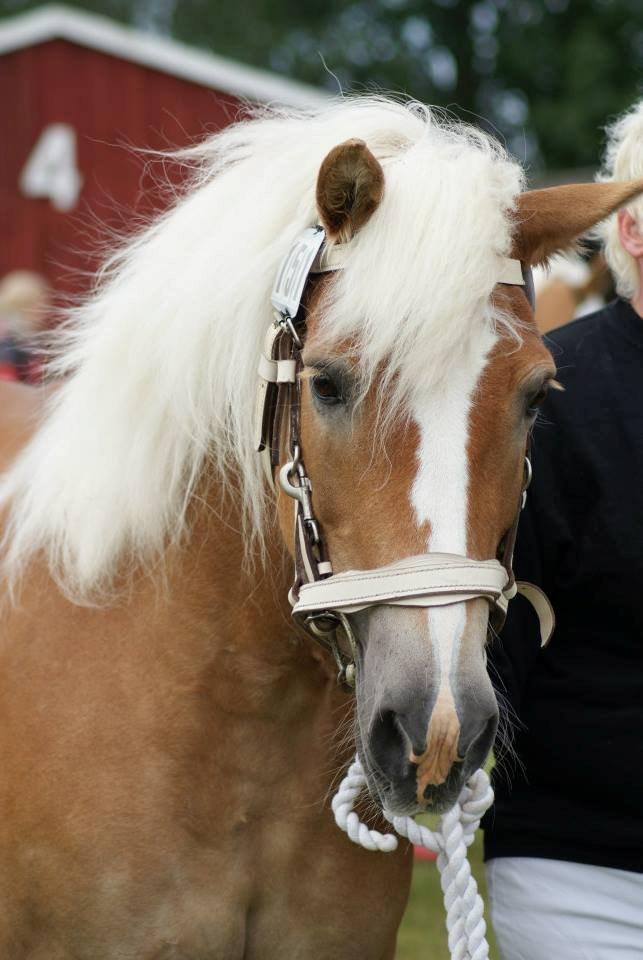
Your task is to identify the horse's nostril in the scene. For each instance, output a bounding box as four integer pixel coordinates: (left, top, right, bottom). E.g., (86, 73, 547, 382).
(460, 712, 498, 772)
(372, 709, 400, 752)
(369, 709, 407, 779)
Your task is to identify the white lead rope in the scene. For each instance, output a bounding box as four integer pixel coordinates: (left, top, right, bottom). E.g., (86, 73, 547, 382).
(332, 755, 494, 960)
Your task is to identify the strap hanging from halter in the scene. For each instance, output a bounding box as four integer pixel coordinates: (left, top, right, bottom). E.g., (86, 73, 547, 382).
(257, 225, 552, 687)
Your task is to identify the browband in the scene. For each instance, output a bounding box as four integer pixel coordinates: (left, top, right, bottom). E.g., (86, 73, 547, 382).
(311, 238, 527, 288)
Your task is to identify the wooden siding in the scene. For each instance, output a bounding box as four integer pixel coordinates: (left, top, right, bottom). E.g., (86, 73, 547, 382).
(0, 38, 243, 296)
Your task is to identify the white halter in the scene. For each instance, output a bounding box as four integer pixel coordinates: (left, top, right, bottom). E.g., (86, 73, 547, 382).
(293, 552, 553, 648)
(256, 225, 553, 662)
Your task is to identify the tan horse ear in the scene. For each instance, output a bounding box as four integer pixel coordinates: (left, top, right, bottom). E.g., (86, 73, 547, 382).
(515, 178, 643, 265)
(316, 139, 384, 243)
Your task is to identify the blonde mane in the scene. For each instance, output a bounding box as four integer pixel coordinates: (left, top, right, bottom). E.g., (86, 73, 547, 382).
(0, 98, 524, 599)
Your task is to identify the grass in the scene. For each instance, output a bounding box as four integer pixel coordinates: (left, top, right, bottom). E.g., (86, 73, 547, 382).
(396, 835, 499, 960)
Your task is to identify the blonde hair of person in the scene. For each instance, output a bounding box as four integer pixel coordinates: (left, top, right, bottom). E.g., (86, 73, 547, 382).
(598, 100, 643, 299)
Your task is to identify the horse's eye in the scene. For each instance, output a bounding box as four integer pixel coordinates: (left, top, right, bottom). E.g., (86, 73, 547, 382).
(526, 383, 549, 418)
(311, 372, 343, 405)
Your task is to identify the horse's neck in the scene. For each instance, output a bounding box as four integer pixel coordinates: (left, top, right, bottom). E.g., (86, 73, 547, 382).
(164, 483, 340, 722)
(3, 470, 348, 818)
(152, 485, 348, 808)
(1, 483, 406, 960)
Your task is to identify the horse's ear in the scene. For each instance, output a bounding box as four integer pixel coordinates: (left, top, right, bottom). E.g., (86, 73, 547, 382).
(316, 139, 384, 243)
(515, 178, 643, 265)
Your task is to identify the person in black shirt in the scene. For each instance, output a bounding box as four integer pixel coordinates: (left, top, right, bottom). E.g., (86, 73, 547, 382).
(484, 101, 643, 959)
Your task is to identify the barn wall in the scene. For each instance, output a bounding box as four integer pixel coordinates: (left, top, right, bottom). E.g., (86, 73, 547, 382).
(0, 38, 244, 297)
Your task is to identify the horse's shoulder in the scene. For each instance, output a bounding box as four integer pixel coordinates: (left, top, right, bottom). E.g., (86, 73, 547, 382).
(0, 381, 49, 472)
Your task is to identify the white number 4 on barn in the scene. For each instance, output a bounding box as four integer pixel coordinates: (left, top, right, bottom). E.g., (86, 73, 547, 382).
(20, 123, 83, 212)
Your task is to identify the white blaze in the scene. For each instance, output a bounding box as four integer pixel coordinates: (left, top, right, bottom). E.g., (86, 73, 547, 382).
(411, 328, 498, 700)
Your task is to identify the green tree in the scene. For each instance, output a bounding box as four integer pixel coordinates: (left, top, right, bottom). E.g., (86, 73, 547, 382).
(2, 0, 642, 172)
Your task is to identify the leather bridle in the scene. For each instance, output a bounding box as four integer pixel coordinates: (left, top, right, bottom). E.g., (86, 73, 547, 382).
(256, 226, 554, 688)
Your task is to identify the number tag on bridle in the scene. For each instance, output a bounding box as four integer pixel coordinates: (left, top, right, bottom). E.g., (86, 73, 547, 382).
(271, 226, 326, 320)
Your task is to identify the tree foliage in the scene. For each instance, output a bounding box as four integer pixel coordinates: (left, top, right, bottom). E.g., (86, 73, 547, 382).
(2, 0, 642, 172)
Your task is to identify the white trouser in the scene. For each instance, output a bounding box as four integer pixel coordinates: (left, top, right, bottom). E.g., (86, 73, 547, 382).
(486, 856, 643, 960)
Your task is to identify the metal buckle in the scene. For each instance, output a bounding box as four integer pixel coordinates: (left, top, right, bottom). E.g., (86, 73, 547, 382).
(275, 312, 302, 348)
(304, 610, 358, 689)
(279, 445, 320, 543)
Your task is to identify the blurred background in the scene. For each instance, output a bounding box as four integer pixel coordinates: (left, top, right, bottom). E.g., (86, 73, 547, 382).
(4, 0, 643, 169)
(0, 2, 639, 949)
(1, 0, 642, 303)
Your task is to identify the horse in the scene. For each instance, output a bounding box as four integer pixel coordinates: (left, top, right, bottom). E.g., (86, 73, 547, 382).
(1, 98, 641, 960)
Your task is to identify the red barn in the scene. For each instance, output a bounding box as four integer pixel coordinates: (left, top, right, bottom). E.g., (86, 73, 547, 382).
(0, 4, 324, 297)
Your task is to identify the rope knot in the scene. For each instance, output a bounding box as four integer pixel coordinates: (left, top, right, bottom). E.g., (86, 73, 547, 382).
(332, 755, 494, 960)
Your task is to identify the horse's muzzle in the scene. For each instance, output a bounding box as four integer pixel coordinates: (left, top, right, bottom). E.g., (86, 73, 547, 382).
(360, 698, 497, 816)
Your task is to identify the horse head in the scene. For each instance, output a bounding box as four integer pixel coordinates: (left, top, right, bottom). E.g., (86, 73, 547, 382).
(3, 102, 641, 820)
(269, 135, 643, 816)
